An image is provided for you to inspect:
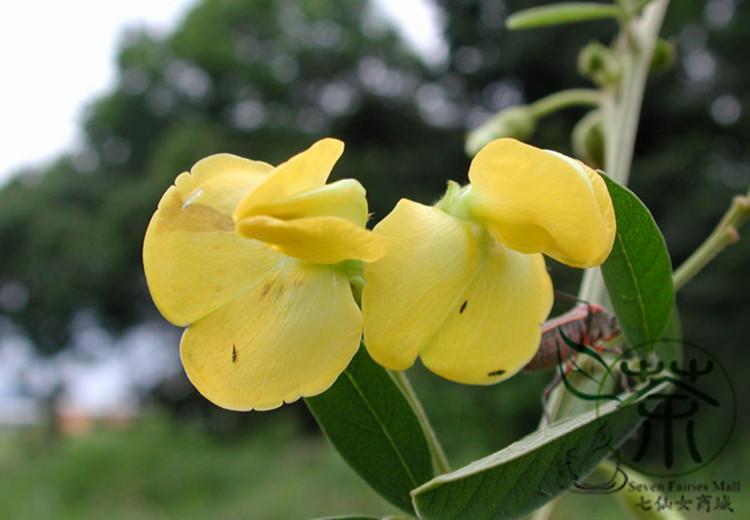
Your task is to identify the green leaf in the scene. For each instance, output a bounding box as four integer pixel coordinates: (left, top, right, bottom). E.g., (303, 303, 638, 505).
(600, 173, 675, 349)
(506, 3, 620, 30)
(306, 347, 434, 514)
(650, 307, 683, 368)
(411, 385, 667, 520)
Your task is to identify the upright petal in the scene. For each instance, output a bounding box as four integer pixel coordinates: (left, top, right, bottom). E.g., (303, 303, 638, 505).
(233, 138, 345, 221)
(143, 154, 280, 326)
(235, 215, 390, 264)
(188, 154, 275, 214)
(363, 199, 554, 384)
(468, 138, 616, 268)
(180, 261, 362, 411)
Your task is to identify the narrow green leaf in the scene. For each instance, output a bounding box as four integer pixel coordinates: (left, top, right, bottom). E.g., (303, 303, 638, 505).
(600, 173, 675, 349)
(306, 347, 434, 514)
(506, 3, 620, 30)
(411, 385, 667, 520)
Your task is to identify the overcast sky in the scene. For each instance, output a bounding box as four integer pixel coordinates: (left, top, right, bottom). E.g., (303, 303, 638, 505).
(0, 0, 443, 186)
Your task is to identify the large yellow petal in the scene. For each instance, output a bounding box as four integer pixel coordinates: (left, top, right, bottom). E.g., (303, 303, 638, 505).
(234, 179, 369, 226)
(143, 154, 281, 326)
(180, 261, 362, 411)
(362, 200, 478, 371)
(418, 245, 553, 385)
(468, 138, 616, 268)
(233, 138, 344, 221)
(362, 199, 553, 384)
(235, 215, 390, 264)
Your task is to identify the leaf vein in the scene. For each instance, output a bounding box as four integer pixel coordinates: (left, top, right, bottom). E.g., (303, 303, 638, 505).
(342, 369, 420, 489)
(616, 231, 651, 339)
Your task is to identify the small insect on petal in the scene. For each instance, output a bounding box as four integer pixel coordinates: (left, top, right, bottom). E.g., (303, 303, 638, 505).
(488, 369, 506, 377)
(232, 344, 237, 363)
(459, 300, 468, 314)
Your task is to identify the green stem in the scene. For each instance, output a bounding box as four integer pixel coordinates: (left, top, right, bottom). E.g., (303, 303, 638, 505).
(631, 0, 660, 18)
(673, 192, 750, 291)
(389, 369, 452, 475)
(605, 1, 669, 187)
(527, 88, 602, 119)
(531, 3, 670, 519)
(578, 2, 669, 306)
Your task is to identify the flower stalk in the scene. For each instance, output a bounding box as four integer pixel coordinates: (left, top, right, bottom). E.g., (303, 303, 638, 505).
(527, 88, 602, 119)
(673, 190, 750, 291)
(390, 369, 452, 475)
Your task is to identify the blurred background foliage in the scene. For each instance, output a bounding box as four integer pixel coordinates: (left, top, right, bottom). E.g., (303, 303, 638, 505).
(0, 0, 748, 517)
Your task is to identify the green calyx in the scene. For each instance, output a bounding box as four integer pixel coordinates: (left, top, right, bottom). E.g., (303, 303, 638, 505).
(434, 181, 478, 222)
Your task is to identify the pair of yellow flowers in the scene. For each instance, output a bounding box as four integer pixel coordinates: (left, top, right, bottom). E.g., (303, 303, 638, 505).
(143, 138, 615, 411)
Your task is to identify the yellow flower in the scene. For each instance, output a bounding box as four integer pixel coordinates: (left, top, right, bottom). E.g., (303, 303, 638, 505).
(361, 138, 615, 385)
(143, 139, 388, 411)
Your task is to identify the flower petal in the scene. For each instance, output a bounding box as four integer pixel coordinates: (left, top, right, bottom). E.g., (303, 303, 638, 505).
(189, 153, 275, 214)
(180, 261, 362, 411)
(469, 138, 616, 268)
(362, 199, 553, 384)
(236, 215, 390, 264)
(235, 179, 369, 226)
(418, 246, 553, 385)
(363, 201, 480, 370)
(233, 138, 345, 221)
(143, 154, 280, 326)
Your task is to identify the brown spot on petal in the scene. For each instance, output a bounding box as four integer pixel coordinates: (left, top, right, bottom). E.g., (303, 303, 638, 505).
(157, 190, 235, 233)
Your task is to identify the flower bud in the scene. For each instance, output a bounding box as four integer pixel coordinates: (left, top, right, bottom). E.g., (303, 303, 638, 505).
(465, 106, 536, 156)
(650, 38, 676, 74)
(578, 41, 620, 87)
(572, 110, 606, 170)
